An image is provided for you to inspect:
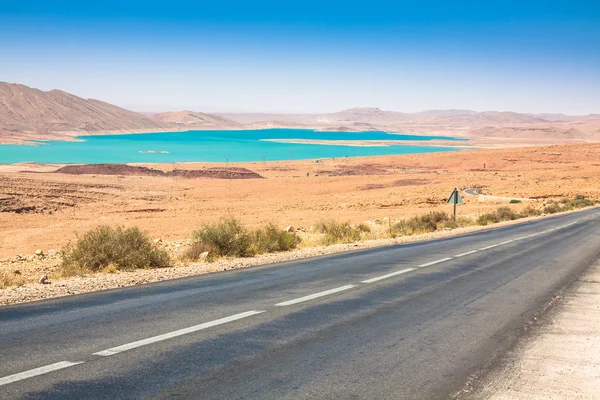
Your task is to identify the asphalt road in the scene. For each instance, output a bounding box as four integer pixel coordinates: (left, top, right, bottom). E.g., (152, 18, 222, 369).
(2, 208, 600, 399)
(463, 188, 536, 202)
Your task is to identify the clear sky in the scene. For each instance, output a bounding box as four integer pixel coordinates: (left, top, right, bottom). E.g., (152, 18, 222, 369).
(1, 1, 599, 114)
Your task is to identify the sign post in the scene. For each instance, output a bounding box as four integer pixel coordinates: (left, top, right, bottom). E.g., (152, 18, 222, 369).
(447, 188, 464, 221)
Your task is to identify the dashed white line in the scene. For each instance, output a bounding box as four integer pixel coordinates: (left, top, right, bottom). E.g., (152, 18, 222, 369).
(1, 218, 583, 385)
(479, 244, 500, 250)
(362, 268, 416, 283)
(94, 310, 265, 356)
(275, 285, 356, 306)
(454, 250, 478, 258)
(0, 361, 84, 386)
(498, 239, 515, 245)
(418, 257, 453, 268)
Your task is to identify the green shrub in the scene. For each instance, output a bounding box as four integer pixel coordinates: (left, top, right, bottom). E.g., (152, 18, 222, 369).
(315, 220, 362, 245)
(560, 198, 596, 210)
(509, 199, 521, 204)
(188, 218, 302, 260)
(60, 226, 170, 275)
(192, 216, 253, 257)
(252, 223, 302, 253)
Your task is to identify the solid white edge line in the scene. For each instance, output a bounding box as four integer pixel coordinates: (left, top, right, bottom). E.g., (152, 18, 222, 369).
(498, 239, 515, 245)
(362, 268, 416, 283)
(454, 250, 478, 258)
(418, 257, 453, 268)
(94, 310, 265, 356)
(275, 285, 357, 306)
(0, 361, 84, 387)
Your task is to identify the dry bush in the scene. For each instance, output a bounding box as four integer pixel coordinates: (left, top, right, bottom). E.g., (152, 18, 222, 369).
(60, 226, 170, 276)
(182, 241, 216, 262)
(188, 217, 301, 260)
(477, 207, 520, 225)
(560, 198, 597, 210)
(315, 220, 362, 245)
(357, 223, 372, 233)
(252, 223, 302, 254)
(392, 211, 458, 236)
(543, 202, 562, 214)
(192, 217, 253, 257)
(520, 206, 542, 217)
(0, 270, 26, 289)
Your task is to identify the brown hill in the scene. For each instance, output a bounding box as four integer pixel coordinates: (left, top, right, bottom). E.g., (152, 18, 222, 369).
(0, 82, 170, 134)
(151, 110, 241, 129)
(415, 111, 549, 126)
(219, 108, 592, 127)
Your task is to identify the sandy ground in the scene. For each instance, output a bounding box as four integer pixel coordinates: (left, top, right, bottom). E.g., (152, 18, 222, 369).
(1, 142, 600, 303)
(461, 263, 600, 399)
(1, 143, 600, 260)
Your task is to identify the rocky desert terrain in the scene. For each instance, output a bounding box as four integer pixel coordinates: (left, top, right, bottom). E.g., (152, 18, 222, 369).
(2, 143, 599, 259)
(1, 142, 600, 304)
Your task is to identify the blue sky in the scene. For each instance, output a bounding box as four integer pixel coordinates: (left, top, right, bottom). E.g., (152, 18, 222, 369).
(1, 1, 599, 114)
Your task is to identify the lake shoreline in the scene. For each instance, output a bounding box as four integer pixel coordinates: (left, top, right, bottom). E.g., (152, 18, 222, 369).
(0, 128, 466, 164)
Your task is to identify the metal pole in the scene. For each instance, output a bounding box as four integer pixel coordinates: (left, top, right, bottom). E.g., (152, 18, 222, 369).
(453, 189, 457, 221)
(454, 198, 457, 222)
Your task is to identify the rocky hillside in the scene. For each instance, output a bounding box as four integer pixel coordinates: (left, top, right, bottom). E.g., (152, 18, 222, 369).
(0, 82, 170, 134)
(151, 110, 241, 129)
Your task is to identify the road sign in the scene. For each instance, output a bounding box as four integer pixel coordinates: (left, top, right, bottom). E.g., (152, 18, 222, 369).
(447, 188, 463, 221)
(447, 188, 464, 205)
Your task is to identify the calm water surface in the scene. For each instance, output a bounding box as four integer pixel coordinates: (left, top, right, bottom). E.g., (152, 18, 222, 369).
(0, 129, 466, 164)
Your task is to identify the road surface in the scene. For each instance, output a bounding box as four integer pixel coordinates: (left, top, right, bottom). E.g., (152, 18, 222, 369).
(463, 188, 537, 202)
(2, 208, 600, 399)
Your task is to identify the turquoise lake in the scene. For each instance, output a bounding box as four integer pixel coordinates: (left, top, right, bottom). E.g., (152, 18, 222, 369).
(0, 129, 465, 164)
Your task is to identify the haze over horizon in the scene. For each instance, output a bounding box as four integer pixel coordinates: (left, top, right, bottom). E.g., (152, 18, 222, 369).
(1, 1, 599, 114)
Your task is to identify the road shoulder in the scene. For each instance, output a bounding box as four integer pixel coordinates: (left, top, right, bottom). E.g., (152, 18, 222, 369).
(459, 262, 600, 399)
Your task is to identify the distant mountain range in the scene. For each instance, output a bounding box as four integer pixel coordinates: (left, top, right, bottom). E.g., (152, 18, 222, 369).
(0, 82, 169, 134)
(1, 82, 599, 144)
(216, 107, 589, 126)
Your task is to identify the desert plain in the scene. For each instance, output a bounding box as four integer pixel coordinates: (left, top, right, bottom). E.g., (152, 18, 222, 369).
(1, 142, 600, 303)
(1, 143, 599, 258)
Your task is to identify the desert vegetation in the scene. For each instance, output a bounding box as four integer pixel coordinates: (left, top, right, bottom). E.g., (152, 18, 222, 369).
(183, 217, 302, 260)
(2, 197, 598, 291)
(0, 270, 26, 289)
(59, 226, 171, 276)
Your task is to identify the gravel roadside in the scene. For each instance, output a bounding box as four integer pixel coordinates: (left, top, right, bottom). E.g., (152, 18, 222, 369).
(459, 262, 600, 399)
